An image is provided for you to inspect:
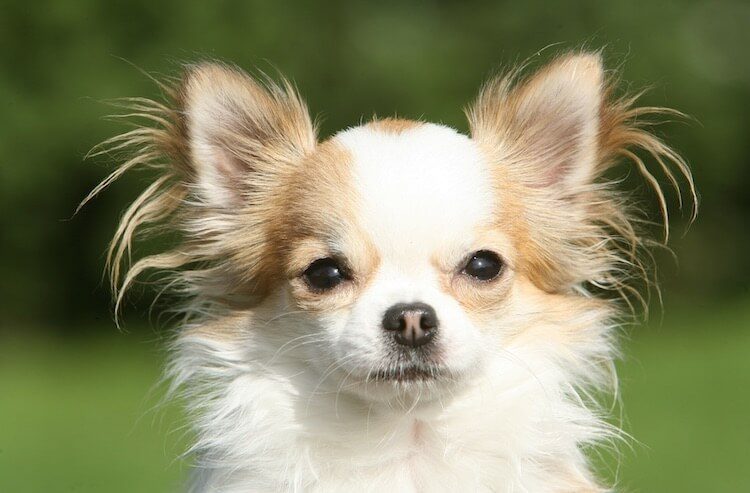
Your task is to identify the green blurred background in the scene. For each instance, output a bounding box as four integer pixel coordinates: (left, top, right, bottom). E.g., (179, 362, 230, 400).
(1, 1, 748, 491)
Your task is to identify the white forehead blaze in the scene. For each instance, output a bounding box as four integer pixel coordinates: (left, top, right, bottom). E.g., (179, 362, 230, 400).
(335, 124, 495, 270)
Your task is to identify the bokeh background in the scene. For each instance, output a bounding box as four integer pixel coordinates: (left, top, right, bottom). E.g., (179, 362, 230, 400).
(1, 1, 749, 491)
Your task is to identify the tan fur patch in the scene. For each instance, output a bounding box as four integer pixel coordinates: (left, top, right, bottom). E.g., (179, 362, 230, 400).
(281, 139, 381, 312)
(434, 226, 517, 315)
(466, 52, 696, 304)
(83, 62, 319, 316)
(366, 117, 423, 135)
(182, 311, 251, 340)
(504, 277, 611, 343)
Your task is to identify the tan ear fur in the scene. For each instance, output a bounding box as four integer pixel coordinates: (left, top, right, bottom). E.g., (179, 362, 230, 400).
(183, 63, 316, 207)
(83, 62, 317, 320)
(470, 53, 603, 191)
(467, 52, 696, 307)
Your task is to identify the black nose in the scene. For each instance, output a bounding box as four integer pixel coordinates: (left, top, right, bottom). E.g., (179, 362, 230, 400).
(382, 302, 439, 348)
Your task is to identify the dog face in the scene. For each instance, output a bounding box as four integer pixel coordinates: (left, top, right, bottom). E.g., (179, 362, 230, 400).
(103, 53, 692, 406)
(172, 54, 615, 404)
(282, 123, 509, 400)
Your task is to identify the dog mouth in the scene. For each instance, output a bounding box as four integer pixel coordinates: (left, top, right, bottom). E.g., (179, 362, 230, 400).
(367, 365, 446, 383)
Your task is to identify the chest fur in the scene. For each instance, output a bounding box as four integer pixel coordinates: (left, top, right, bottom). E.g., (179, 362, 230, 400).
(192, 371, 595, 493)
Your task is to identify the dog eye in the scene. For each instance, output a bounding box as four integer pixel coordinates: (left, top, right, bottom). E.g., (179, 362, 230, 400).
(303, 258, 347, 291)
(463, 250, 503, 281)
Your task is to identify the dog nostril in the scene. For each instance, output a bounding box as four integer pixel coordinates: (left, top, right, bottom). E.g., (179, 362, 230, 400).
(381, 302, 439, 348)
(419, 309, 438, 330)
(382, 307, 404, 331)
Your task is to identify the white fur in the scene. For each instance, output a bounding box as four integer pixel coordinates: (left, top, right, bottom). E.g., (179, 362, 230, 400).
(173, 291, 613, 492)
(339, 124, 494, 264)
(330, 125, 495, 391)
(170, 124, 616, 492)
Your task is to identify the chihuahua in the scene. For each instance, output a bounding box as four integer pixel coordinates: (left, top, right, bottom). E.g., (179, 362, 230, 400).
(88, 52, 695, 492)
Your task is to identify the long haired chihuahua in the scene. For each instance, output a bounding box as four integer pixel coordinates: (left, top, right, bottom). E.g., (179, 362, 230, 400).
(87, 52, 695, 491)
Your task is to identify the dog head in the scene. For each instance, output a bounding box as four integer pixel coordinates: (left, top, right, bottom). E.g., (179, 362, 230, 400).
(99, 54, 694, 404)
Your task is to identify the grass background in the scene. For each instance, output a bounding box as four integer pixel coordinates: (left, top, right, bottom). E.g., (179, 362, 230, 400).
(2, 300, 748, 492)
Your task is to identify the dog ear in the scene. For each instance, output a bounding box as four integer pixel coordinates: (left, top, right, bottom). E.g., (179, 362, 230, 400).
(468, 53, 603, 193)
(85, 63, 318, 311)
(181, 63, 317, 208)
(468, 53, 695, 297)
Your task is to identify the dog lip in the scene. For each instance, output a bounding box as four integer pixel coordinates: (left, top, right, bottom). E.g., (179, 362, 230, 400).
(368, 365, 445, 383)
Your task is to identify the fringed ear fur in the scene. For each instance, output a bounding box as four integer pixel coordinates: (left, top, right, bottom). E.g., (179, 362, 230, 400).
(471, 54, 603, 190)
(82, 62, 317, 320)
(183, 63, 317, 208)
(467, 52, 697, 307)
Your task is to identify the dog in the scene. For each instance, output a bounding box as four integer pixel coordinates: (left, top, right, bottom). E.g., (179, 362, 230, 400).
(87, 51, 695, 492)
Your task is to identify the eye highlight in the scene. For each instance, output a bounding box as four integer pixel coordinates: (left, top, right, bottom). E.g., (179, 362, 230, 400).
(462, 250, 504, 281)
(302, 257, 348, 291)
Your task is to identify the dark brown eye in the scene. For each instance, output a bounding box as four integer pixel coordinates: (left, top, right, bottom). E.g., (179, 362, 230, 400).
(303, 258, 347, 291)
(463, 250, 503, 281)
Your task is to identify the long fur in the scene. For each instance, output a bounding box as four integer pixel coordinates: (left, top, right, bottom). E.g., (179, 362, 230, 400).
(84, 52, 696, 492)
(467, 55, 696, 309)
